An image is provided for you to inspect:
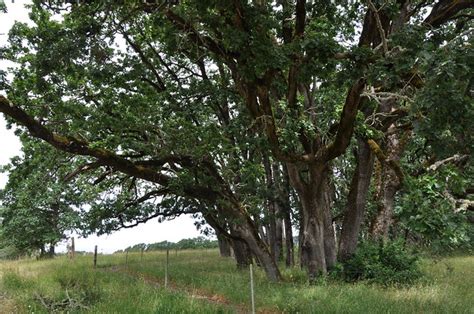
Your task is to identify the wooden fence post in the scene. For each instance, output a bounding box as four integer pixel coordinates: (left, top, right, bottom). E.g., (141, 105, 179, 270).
(141, 248, 144, 262)
(125, 251, 128, 266)
(165, 246, 169, 288)
(69, 237, 75, 260)
(93, 245, 98, 268)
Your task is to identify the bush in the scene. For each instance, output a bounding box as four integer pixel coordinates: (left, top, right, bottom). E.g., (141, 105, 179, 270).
(0, 246, 21, 260)
(340, 240, 422, 286)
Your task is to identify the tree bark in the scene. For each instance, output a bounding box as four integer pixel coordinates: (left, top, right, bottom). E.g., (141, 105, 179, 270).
(322, 175, 337, 270)
(370, 128, 408, 239)
(263, 155, 283, 263)
(275, 211, 283, 262)
(217, 230, 232, 257)
(283, 210, 294, 267)
(203, 208, 281, 281)
(276, 164, 294, 267)
(287, 163, 336, 280)
(231, 218, 282, 281)
(338, 139, 375, 261)
(230, 237, 252, 268)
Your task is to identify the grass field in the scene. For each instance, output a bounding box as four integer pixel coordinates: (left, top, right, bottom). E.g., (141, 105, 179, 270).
(0, 249, 472, 313)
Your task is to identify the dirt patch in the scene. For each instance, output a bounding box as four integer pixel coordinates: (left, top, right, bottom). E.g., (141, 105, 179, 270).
(0, 293, 20, 313)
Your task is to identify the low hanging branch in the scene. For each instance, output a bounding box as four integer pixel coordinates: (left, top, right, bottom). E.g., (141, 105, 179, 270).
(0, 95, 221, 201)
(0, 96, 171, 185)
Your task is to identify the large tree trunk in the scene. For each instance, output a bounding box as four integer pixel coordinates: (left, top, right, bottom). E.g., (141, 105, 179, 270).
(216, 230, 232, 257)
(203, 209, 281, 281)
(370, 128, 408, 239)
(338, 139, 375, 261)
(232, 216, 282, 281)
(230, 237, 252, 268)
(322, 176, 337, 270)
(263, 156, 284, 263)
(300, 193, 327, 279)
(288, 163, 336, 280)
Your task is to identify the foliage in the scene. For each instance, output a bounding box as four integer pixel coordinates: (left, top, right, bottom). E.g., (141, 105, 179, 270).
(397, 166, 473, 250)
(0, 139, 81, 256)
(119, 236, 218, 253)
(339, 240, 422, 286)
(0, 0, 472, 281)
(0, 244, 22, 260)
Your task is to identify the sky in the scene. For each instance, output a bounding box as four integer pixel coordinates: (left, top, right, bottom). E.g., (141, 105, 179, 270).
(0, 1, 204, 253)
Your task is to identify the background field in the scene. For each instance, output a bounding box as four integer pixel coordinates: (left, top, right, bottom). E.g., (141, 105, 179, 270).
(1, 249, 473, 313)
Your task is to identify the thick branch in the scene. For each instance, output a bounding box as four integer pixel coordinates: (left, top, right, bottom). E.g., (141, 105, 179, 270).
(367, 0, 388, 55)
(367, 139, 405, 184)
(424, 0, 474, 28)
(0, 96, 172, 185)
(320, 78, 366, 161)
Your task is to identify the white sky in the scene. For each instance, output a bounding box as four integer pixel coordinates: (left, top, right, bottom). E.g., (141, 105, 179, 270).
(0, 1, 203, 253)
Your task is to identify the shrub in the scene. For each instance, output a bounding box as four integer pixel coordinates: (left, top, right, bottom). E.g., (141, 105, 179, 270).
(340, 240, 422, 285)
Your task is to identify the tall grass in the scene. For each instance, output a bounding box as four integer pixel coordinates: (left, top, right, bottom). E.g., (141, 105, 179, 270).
(0, 254, 228, 313)
(1, 249, 473, 313)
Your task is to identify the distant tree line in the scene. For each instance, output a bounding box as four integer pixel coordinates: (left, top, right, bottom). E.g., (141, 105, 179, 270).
(115, 236, 218, 253)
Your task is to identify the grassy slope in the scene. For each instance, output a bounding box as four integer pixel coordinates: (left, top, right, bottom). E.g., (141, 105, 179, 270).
(1, 250, 473, 313)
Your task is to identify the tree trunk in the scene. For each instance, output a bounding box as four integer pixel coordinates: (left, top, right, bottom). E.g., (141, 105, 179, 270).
(338, 139, 375, 261)
(275, 214, 283, 262)
(203, 209, 281, 281)
(370, 128, 408, 239)
(231, 217, 282, 281)
(283, 210, 294, 267)
(276, 163, 294, 267)
(263, 155, 283, 263)
(48, 244, 55, 257)
(322, 176, 337, 270)
(300, 194, 327, 280)
(230, 237, 252, 268)
(288, 163, 336, 280)
(217, 230, 232, 257)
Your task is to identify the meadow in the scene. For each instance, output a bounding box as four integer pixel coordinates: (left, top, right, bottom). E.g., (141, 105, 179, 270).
(0, 249, 472, 313)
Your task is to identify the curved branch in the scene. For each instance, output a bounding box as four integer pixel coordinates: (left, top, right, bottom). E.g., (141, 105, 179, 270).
(0, 96, 170, 186)
(424, 0, 474, 28)
(320, 78, 366, 162)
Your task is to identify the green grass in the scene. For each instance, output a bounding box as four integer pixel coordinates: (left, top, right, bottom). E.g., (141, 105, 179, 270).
(0, 254, 229, 313)
(1, 250, 473, 313)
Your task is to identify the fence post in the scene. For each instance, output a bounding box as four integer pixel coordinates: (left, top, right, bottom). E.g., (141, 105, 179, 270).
(141, 248, 144, 263)
(250, 264, 255, 314)
(69, 237, 75, 260)
(93, 245, 98, 268)
(125, 251, 128, 266)
(165, 246, 169, 288)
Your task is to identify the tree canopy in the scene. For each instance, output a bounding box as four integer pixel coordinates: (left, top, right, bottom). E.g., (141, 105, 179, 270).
(0, 0, 472, 281)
